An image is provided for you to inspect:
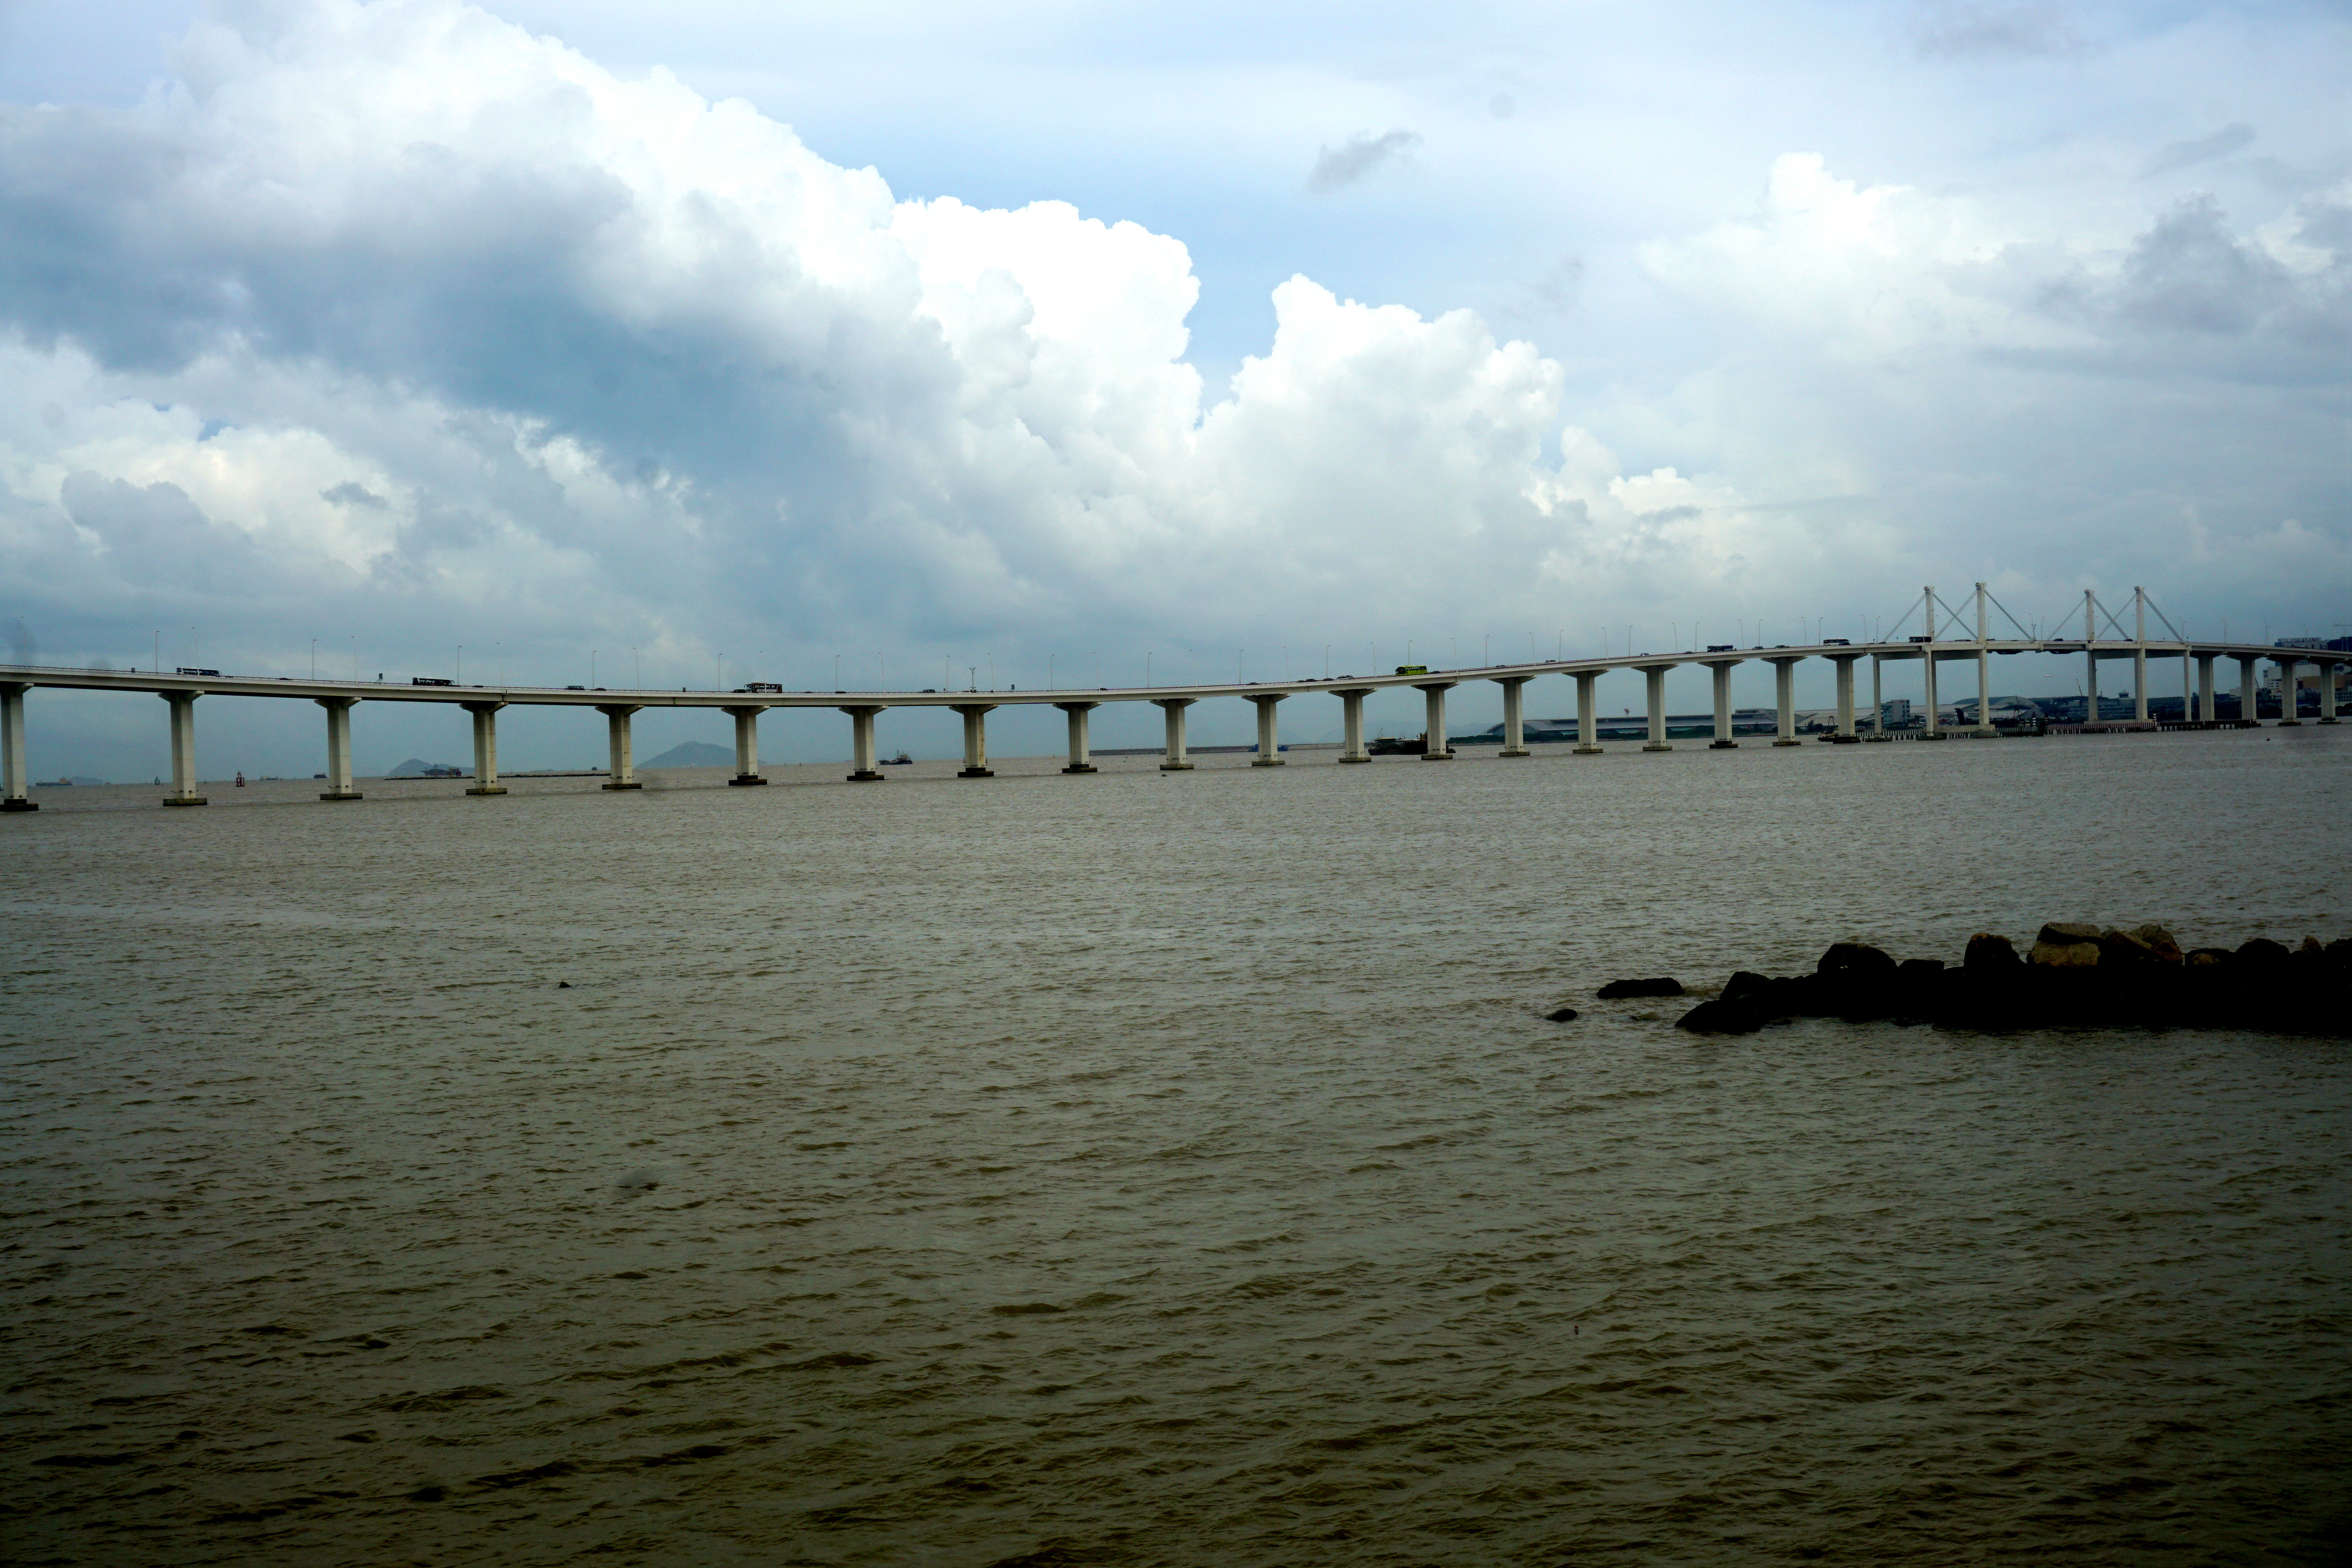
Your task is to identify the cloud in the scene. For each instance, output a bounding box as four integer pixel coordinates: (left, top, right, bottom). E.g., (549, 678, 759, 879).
(1304, 129, 1423, 195)
(0, 0, 2339, 773)
(320, 481, 387, 509)
(2143, 123, 2257, 179)
(1909, 0, 2083, 61)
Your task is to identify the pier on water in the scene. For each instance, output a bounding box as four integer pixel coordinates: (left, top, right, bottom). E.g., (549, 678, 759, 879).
(0, 587, 2340, 810)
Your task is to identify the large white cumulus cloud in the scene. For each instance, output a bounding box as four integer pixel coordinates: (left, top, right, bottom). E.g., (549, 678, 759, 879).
(1, 0, 1735, 686)
(0, 0, 2342, 722)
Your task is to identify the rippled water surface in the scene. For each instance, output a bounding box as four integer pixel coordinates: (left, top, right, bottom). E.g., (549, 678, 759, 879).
(4, 728, 2349, 1565)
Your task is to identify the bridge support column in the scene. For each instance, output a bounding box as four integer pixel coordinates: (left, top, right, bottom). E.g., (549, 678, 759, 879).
(2321, 661, 2340, 724)
(1, 682, 36, 812)
(2276, 657, 2302, 725)
(1249, 693, 1286, 765)
(1056, 702, 1099, 771)
(1641, 666, 1672, 751)
(1773, 658, 1802, 745)
(1154, 698, 1195, 769)
(721, 705, 768, 784)
(1495, 676, 1532, 755)
(1830, 655, 1860, 742)
(1573, 671, 1601, 753)
(454, 700, 503, 796)
(841, 705, 885, 780)
(597, 704, 643, 789)
(314, 696, 364, 799)
(1706, 662, 1737, 748)
(1337, 689, 1371, 762)
(2196, 654, 2215, 723)
(1866, 655, 1889, 739)
(2086, 648, 2100, 725)
(1417, 682, 1456, 758)
(1, 683, 33, 810)
(1918, 651, 1944, 739)
(953, 704, 996, 777)
(1975, 648, 1995, 735)
(2239, 654, 2260, 725)
(2133, 647, 2149, 724)
(161, 691, 205, 806)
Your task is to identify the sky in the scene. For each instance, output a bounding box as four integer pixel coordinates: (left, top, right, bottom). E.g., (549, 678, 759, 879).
(0, 0, 2345, 776)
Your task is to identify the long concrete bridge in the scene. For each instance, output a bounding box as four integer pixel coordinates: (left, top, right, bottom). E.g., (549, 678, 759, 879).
(0, 586, 2340, 809)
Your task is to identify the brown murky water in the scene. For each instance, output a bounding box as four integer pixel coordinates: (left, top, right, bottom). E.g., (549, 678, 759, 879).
(3, 728, 2348, 1565)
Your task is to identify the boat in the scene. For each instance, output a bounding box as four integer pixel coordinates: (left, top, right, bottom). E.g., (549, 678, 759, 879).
(1368, 733, 1428, 756)
(880, 752, 915, 766)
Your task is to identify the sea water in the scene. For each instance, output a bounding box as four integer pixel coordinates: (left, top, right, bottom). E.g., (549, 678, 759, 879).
(2, 727, 2346, 1564)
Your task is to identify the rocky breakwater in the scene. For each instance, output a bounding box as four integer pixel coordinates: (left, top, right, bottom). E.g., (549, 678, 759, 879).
(1664, 924, 2349, 1036)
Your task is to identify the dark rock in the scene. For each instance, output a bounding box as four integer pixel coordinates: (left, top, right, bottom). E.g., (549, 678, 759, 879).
(1897, 958, 1945, 980)
(2327, 938, 2352, 970)
(2096, 928, 2159, 966)
(2031, 939, 2100, 968)
(2130, 924, 2183, 963)
(2185, 948, 2231, 968)
(2236, 937, 2291, 967)
(2298, 936, 2325, 958)
(2038, 921, 2103, 946)
(1817, 942, 1897, 979)
(1545, 1007, 1579, 1022)
(1675, 1000, 1764, 1034)
(1596, 977, 1683, 999)
(1964, 933, 2020, 971)
(1722, 971, 1771, 1003)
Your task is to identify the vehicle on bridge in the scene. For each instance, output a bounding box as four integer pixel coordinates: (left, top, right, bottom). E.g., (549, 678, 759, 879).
(1394, 664, 1429, 676)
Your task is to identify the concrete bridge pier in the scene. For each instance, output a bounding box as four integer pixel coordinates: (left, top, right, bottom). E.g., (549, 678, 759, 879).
(2197, 654, 2215, 722)
(2085, 647, 2100, 724)
(458, 700, 504, 795)
(1705, 661, 1738, 748)
(841, 705, 886, 780)
(1249, 693, 1286, 765)
(316, 696, 364, 799)
(2321, 661, 2340, 724)
(1573, 671, 1601, 754)
(1918, 650, 1945, 740)
(1, 683, 33, 810)
(1056, 702, 1099, 771)
(722, 705, 768, 784)
(1154, 697, 1195, 769)
(598, 704, 643, 789)
(1640, 665, 1673, 751)
(1495, 676, 1532, 755)
(2276, 657, 2302, 725)
(2238, 655, 2261, 726)
(1417, 682, 1456, 758)
(1829, 654, 1860, 742)
(162, 691, 205, 806)
(953, 704, 996, 778)
(1772, 657, 1803, 746)
(1336, 688, 1372, 762)
(2133, 648, 2150, 724)
(1866, 655, 1889, 740)
(1974, 649, 1995, 735)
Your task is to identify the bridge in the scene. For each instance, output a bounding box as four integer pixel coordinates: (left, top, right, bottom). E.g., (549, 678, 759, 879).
(0, 586, 2340, 809)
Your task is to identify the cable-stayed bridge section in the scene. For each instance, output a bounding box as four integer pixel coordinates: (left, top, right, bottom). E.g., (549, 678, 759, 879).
(0, 586, 2340, 809)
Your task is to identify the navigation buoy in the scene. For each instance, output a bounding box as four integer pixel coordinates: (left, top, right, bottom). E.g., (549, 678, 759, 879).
(234, 772, 246, 788)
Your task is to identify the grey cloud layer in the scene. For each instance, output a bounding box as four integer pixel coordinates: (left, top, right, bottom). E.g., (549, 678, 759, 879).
(0, 0, 2343, 711)
(1305, 130, 1422, 195)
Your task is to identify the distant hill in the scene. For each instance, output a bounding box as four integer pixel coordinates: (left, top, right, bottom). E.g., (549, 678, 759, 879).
(641, 740, 734, 769)
(385, 758, 465, 777)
